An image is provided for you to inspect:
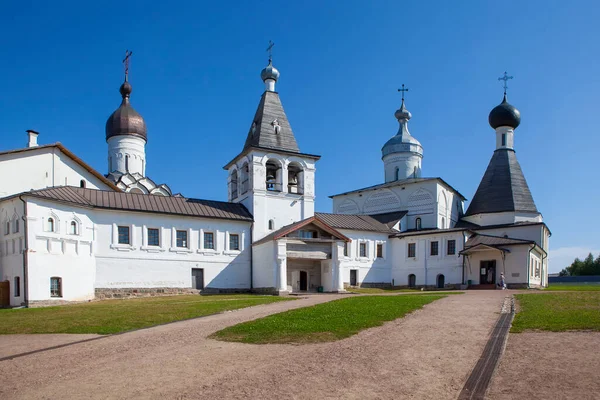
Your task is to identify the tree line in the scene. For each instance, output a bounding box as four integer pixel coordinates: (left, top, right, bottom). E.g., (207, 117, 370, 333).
(559, 253, 600, 276)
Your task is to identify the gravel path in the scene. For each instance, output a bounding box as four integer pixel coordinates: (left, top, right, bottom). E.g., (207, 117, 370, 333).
(487, 332, 600, 400)
(0, 334, 102, 359)
(0, 291, 506, 400)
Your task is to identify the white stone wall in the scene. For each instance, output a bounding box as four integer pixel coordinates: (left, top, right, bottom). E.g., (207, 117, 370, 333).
(107, 136, 146, 176)
(462, 211, 543, 227)
(391, 231, 466, 287)
(332, 180, 464, 232)
(0, 198, 26, 306)
(0, 146, 113, 198)
(228, 151, 316, 241)
(251, 240, 277, 290)
(338, 230, 392, 286)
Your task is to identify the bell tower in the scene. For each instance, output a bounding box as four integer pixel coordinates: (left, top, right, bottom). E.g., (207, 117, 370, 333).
(223, 47, 320, 241)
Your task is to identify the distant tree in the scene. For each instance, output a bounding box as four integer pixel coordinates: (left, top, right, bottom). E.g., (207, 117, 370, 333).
(559, 253, 600, 276)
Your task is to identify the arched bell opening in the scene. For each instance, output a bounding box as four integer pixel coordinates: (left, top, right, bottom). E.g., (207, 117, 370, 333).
(266, 159, 282, 192)
(287, 162, 304, 194)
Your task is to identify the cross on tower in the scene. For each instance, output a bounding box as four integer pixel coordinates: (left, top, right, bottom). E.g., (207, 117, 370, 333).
(398, 84, 409, 102)
(122, 50, 133, 79)
(498, 71, 513, 95)
(266, 41, 274, 63)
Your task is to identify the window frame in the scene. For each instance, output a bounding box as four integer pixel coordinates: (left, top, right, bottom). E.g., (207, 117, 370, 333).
(359, 242, 367, 258)
(147, 228, 160, 247)
(13, 219, 19, 234)
(50, 277, 62, 298)
(204, 232, 215, 250)
(343, 242, 349, 257)
(118, 226, 130, 245)
(176, 230, 188, 248)
(376, 243, 383, 258)
(416, 217, 422, 231)
(5, 221, 10, 235)
(447, 239, 456, 255)
(69, 221, 78, 235)
(430, 241, 439, 256)
(408, 243, 416, 258)
(14, 276, 20, 297)
(229, 233, 240, 251)
(46, 217, 55, 233)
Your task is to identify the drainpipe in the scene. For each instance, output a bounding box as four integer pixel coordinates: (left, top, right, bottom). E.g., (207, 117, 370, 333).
(540, 249, 548, 288)
(18, 195, 29, 307)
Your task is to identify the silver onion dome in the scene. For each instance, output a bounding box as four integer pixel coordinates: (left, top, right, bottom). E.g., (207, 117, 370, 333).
(382, 99, 422, 158)
(261, 60, 280, 82)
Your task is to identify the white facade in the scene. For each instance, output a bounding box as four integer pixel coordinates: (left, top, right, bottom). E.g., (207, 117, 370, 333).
(0, 144, 114, 198)
(107, 135, 146, 176)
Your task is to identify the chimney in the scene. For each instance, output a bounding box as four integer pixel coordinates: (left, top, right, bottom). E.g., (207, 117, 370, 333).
(26, 130, 39, 147)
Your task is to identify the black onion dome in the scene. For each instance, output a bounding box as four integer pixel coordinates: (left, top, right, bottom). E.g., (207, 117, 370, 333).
(489, 94, 521, 129)
(105, 80, 147, 141)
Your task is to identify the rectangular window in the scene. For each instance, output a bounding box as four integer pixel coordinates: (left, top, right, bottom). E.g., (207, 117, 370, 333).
(376, 243, 383, 258)
(176, 230, 188, 248)
(4, 221, 9, 235)
(501, 133, 506, 146)
(14, 220, 19, 233)
(229, 234, 240, 251)
(299, 230, 317, 239)
(359, 242, 367, 257)
(14, 276, 20, 297)
(430, 241, 439, 256)
(118, 226, 130, 244)
(408, 243, 416, 258)
(148, 228, 160, 246)
(50, 277, 62, 297)
(204, 232, 214, 250)
(343, 242, 349, 257)
(447, 240, 456, 255)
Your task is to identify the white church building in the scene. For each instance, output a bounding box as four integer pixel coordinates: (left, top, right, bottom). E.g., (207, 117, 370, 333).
(0, 57, 550, 307)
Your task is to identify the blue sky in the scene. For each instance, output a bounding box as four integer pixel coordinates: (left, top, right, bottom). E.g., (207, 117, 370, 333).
(1, 0, 598, 272)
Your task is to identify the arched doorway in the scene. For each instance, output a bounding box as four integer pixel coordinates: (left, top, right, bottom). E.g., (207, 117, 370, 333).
(408, 274, 416, 288)
(437, 274, 445, 289)
(299, 271, 308, 291)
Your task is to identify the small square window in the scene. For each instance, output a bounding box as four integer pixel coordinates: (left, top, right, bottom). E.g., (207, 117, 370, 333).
(229, 234, 240, 251)
(118, 226, 130, 244)
(376, 243, 383, 258)
(430, 241, 439, 256)
(176, 230, 188, 248)
(50, 277, 62, 297)
(148, 228, 160, 246)
(447, 240, 456, 255)
(408, 243, 416, 258)
(359, 243, 367, 257)
(204, 232, 214, 250)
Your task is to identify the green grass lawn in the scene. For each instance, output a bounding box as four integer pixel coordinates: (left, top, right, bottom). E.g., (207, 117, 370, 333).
(512, 292, 600, 332)
(211, 294, 445, 344)
(545, 284, 600, 291)
(346, 287, 421, 294)
(0, 295, 292, 335)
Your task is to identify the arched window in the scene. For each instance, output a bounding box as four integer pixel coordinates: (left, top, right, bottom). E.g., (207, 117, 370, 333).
(70, 221, 78, 235)
(80, 180, 86, 188)
(230, 170, 238, 200)
(416, 217, 421, 230)
(408, 274, 416, 288)
(46, 217, 55, 232)
(241, 163, 249, 194)
(266, 159, 282, 192)
(268, 219, 274, 230)
(395, 167, 400, 181)
(288, 162, 304, 194)
(125, 155, 130, 172)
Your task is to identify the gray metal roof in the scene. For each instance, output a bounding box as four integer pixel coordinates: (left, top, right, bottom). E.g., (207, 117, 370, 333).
(329, 177, 467, 200)
(464, 233, 533, 249)
(23, 186, 253, 222)
(242, 91, 299, 153)
(465, 149, 538, 216)
(315, 212, 404, 233)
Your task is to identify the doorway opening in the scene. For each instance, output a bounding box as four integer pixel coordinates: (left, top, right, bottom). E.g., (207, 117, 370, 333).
(480, 260, 496, 284)
(437, 274, 445, 289)
(192, 268, 204, 290)
(299, 271, 308, 291)
(350, 269, 358, 286)
(408, 274, 416, 288)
